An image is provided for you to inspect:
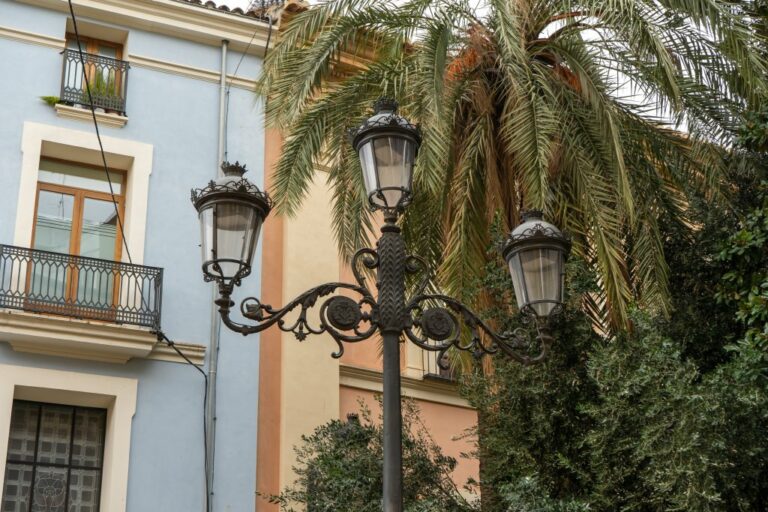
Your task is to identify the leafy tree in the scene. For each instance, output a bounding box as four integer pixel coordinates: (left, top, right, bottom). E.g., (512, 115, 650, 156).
(258, 0, 767, 329)
(461, 171, 768, 511)
(264, 399, 476, 511)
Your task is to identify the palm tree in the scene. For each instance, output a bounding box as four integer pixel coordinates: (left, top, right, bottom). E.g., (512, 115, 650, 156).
(257, 0, 766, 330)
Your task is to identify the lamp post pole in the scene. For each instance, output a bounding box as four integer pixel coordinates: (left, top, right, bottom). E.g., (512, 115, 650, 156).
(191, 100, 572, 512)
(377, 214, 407, 511)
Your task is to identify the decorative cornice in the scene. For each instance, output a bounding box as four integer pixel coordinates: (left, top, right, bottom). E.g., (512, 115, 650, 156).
(147, 341, 206, 365)
(17, 0, 272, 55)
(339, 364, 472, 409)
(0, 24, 65, 50)
(129, 54, 257, 90)
(54, 103, 129, 128)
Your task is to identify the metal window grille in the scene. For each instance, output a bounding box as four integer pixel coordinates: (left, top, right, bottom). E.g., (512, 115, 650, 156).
(60, 49, 130, 115)
(0, 244, 162, 330)
(1, 401, 107, 512)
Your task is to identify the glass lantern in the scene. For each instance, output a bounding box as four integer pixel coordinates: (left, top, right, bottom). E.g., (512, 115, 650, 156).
(502, 210, 571, 317)
(350, 98, 421, 211)
(191, 162, 272, 287)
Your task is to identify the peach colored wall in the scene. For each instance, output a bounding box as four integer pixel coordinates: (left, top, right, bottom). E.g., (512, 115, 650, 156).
(256, 128, 285, 512)
(339, 386, 479, 490)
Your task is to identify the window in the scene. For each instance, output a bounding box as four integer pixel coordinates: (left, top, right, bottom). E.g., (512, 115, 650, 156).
(61, 35, 128, 115)
(33, 158, 124, 261)
(65, 35, 123, 62)
(2, 401, 107, 512)
(28, 158, 125, 313)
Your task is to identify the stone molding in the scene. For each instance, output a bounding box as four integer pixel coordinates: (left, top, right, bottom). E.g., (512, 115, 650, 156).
(0, 364, 137, 512)
(54, 103, 129, 127)
(129, 53, 257, 90)
(339, 364, 472, 409)
(0, 24, 65, 49)
(0, 309, 158, 363)
(148, 341, 207, 366)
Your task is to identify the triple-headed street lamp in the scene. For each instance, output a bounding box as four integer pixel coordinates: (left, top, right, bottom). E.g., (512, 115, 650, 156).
(191, 99, 571, 512)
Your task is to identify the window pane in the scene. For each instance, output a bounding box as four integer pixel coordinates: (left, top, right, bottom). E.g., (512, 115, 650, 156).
(36, 406, 73, 465)
(33, 191, 75, 254)
(39, 159, 122, 195)
(79, 199, 118, 261)
(68, 469, 101, 512)
(31, 466, 67, 512)
(2, 464, 32, 512)
(71, 409, 106, 468)
(76, 198, 118, 307)
(7, 403, 39, 463)
(32, 191, 75, 301)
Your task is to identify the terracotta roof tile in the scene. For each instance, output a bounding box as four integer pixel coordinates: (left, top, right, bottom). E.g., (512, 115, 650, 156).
(176, 0, 284, 23)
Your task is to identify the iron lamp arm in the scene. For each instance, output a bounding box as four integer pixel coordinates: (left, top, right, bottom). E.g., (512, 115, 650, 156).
(213, 248, 381, 358)
(405, 294, 554, 368)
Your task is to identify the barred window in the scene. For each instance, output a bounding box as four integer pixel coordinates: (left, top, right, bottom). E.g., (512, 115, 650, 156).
(2, 401, 106, 512)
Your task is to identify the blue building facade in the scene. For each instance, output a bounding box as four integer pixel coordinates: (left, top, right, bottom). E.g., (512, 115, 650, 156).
(0, 0, 275, 509)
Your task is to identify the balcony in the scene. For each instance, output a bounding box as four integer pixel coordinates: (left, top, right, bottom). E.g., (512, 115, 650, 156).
(0, 245, 163, 362)
(0, 245, 162, 329)
(60, 49, 130, 115)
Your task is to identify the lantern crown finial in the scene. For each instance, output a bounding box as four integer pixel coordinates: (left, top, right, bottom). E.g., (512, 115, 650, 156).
(221, 161, 247, 178)
(521, 209, 544, 222)
(374, 98, 399, 114)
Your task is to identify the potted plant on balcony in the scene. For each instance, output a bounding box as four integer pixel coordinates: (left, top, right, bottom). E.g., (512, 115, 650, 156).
(79, 72, 120, 114)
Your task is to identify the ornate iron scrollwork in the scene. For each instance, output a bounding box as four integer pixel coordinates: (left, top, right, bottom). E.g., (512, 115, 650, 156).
(214, 248, 380, 358)
(406, 294, 553, 368)
(214, 233, 554, 366)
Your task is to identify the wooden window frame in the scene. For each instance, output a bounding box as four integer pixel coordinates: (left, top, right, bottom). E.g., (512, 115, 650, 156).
(27, 159, 127, 318)
(65, 34, 123, 61)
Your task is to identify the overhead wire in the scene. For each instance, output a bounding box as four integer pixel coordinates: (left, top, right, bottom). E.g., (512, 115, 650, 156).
(223, 12, 274, 161)
(66, 2, 210, 511)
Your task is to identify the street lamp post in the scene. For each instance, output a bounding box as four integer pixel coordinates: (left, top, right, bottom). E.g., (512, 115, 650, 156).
(191, 99, 571, 512)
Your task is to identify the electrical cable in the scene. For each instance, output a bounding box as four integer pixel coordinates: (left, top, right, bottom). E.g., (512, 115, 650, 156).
(66, 3, 210, 510)
(223, 13, 274, 161)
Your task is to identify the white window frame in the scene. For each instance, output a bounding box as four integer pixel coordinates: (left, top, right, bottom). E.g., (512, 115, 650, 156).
(0, 364, 137, 512)
(15, 122, 153, 264)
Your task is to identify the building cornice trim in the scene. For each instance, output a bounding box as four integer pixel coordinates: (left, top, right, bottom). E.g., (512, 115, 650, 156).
(148, 341, 206, 366)
(0, 24, 65, 49)
(129, 53, 257, 90)
(339, 364, 472, 409)
(17, 0, 272, 54)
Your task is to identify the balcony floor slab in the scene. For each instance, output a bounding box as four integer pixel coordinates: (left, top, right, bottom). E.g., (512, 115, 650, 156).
(0, 309, 155, 363)
(55, 103, 128, 128)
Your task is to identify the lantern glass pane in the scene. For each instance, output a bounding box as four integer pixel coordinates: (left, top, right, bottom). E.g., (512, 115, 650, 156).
(520, 248, 561, 316)
(200, 205, 214, 270)
(360, 141, 378, 199)
(508, 253, 527, 309)
(199, 201, 262, 280)
(362, 136, 414, 208)
(216, 201, 260, 279)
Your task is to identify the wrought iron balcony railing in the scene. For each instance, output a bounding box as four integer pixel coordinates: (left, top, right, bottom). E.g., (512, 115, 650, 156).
(0, 245, 162, 329)
(60, 49, 130, 115)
